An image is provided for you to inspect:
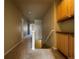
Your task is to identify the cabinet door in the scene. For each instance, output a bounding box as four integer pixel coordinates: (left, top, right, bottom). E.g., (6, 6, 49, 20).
(68, 35, 74, 58)
(61, 34, 68, 56)
(67, 0, 74, 17)
(57, 33, 68, 56)
(56, 3, 62, 21)
(57, 33, 62, 51)
(56, 0, 68, 21)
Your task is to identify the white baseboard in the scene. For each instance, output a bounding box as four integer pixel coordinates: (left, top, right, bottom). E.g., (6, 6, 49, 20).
(4, 40, 23, 56)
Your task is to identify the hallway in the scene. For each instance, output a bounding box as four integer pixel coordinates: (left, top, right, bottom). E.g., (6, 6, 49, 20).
(4, 0, 74, 59)
(5, 37, 66, 59)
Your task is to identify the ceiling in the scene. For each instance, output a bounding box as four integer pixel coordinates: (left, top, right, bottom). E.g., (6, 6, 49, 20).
(14, 0, 54, 21)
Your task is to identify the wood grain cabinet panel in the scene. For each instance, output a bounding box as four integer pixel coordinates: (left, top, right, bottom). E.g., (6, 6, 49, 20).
(56, 0, 74, 21)
(68, 34, 74, 59)
(67, 0, 74, 17)
(57, 33, 62, 51)
(57, 33, 68, 56)
(56, 0, 68, 21)
(56, 2, 62, 21)
(57, 33, 74, 58)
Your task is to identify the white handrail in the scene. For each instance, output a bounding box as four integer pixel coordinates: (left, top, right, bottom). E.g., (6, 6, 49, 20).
(45, 29, 55, 42)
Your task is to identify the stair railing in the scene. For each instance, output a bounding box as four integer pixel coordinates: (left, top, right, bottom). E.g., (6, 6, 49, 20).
(45, 29, 55, 43)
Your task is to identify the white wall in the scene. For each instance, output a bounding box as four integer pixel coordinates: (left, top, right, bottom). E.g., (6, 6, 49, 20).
(34, 20, 42, 40)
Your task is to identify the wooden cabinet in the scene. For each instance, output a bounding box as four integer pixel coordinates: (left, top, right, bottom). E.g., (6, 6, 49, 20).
(56, 0, 74, 58)
(57, 33, 68, 56)
(57, 33, 62, 51)
(56, 33, 74, 58)
(68, 0, 74, 17)
(56, 0, 68, 21)
(68, 34, 74, 59)
(56, 0, 74, 21)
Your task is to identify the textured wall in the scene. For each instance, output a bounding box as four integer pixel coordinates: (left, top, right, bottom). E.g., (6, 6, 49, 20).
(34, 20, 42, 40)
(42, 6, 56, 48)
(4, 0, 22, 53)
(42, 10, 51, 39)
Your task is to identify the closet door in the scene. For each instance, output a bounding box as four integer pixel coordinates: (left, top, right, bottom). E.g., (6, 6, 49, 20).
(68, 34, 74, 59)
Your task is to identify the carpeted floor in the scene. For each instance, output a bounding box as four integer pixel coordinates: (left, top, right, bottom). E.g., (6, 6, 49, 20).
(5, 37, 65, 59)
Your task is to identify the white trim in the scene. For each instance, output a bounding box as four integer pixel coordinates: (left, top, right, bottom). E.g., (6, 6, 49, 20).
(4, 40, 23, 56)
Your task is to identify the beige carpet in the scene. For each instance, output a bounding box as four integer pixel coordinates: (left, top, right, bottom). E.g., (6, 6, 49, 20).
(5, 38, 64, 59)
(5, 37, 65, 59)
